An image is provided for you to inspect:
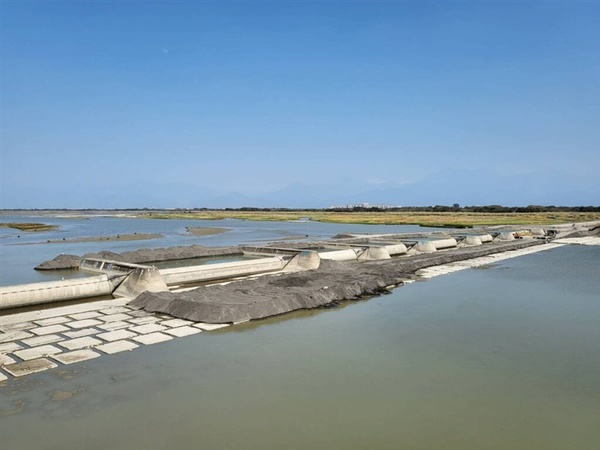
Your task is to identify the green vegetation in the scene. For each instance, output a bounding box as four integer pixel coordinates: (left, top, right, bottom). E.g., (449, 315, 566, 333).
(0, 222, 59, 232)
(135, 210, 600, 227)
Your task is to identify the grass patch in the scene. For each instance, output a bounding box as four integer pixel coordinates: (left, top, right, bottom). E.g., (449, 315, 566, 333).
(0, 222, 59, 232)
(133, 211, 600, 227)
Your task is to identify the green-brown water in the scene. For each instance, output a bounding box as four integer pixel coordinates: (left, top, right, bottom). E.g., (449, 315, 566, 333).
(1, 245, 599, 450)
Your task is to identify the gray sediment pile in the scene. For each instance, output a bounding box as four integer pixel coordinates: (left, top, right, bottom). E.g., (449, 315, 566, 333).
(35, 245, 243, 270)
(130, 239, 542, 324)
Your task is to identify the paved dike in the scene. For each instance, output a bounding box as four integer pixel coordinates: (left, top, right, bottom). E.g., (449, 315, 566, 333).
(130, 239, 543, 323)
(1, 224, 598, 380)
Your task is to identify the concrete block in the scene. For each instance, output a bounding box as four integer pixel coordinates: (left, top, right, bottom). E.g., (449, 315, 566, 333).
(0, 354, 17, 366)
(62, 328, 100, 339)
(14, 345, 63, 361)
(129, 323, 166, 334)
(0, 342, 24, 354)
(68, 311, 101, 320)
(127, 310, 152, 318)
(30, 325, 69, 336)
(58, 337, 103, 351)
(97, 329, 138, 342)
(21, 334, 64, 347)
(97, 321, 131, 331)
(0, 330, 34, 342)
(0, 371, 7, 382)
(99, 307, 131, 315)
(164, 326, 202, 337)
(132, 332, 172, 345)
(160, 319, 193, 328)
(3, 358, 58, 377)
(128, 316, 160, 325)
(193, 323, 230, 331)
(33, 316, 71, 326)
(65, 319, 104, 329)
(96, 340, 138, 354)
(0, 321, 36, 331)
(100, 313, 132, 322)
(52, 350, 101, 365)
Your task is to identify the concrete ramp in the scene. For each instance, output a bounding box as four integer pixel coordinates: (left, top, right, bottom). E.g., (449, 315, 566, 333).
(357, 246, 391, 261)
(282, 251, 321, 272)
(160, 257, 288, 286)
(113, 266, 168, 298)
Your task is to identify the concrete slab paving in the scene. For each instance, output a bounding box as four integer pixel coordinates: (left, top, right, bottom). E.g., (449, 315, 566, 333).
(100, 313, 132, 322)
(164, 326, 201, 337)
(52, 349, 101, 365)
(68, 311, 102, 320)
(33, 316, 71, 326)
(97, 329, 138, 342)
(0, 354, 17, 366)
(65, 319, 104, 329)
(128, 316, 160, 325)
(58, 337, 103, 351)
(100, 307, 131, 315)
(96, 340, 138, 354)
(21, 334, 64, 347)
(0, 330, 34, 342)
(97, 321, 131, 331)
(29, 324, 70, 336)
(129, 323, 166, 334)
(0, 317, 37, 333)
(62, 328, 101, 339)
(0, 342, 24, 354)
(127, 310, 152, 318)
(0, 321, 36, 332)
(194, 323, 231, 331)
(3, 358, 58, 377)
(0, 298, 128, 329)
(132, 332, 172, 345)
(14, 344, 63, 361)
(161, 319, 193, 328)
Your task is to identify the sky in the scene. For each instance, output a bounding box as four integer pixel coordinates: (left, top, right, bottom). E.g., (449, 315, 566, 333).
(1, 1, 599, 208)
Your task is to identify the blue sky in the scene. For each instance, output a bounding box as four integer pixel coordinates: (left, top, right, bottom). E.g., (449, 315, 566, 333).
(1, 1, 599, 208)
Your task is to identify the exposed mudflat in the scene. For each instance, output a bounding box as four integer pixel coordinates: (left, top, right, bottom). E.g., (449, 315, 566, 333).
(37, 233, 162, 245)
(131, 240, 543, 323)
(185, 226, 229, 236)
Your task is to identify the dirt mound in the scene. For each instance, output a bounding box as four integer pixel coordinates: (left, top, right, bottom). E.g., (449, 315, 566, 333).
(34, 254, 81, 270)
(36, 245, 243, 270)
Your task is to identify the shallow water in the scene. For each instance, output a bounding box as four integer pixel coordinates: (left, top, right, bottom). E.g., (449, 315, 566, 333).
(0, 215, 442, 285)
(1, 245, 598, 450)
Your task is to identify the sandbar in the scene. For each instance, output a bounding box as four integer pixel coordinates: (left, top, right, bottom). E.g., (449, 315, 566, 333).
(185, 227, 228, 237)
(41, 233, 162, 244)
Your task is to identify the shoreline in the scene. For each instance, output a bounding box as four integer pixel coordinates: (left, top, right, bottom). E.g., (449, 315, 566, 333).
(2, 209, 600, 228)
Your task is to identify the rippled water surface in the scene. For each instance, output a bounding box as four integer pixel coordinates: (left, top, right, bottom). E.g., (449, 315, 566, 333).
(1, 243, 598, 450)
(0, 215, 441, 285)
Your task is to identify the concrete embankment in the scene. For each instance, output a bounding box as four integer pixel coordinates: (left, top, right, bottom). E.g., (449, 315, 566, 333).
(0, 275, 126, 309)
(131, 239, 543, 323)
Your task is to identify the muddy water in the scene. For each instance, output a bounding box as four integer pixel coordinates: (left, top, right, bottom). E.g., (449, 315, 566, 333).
(1, 245, 598, 449)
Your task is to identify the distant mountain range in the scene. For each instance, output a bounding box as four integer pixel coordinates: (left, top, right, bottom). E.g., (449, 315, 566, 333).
(2, 169, 598, 209)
